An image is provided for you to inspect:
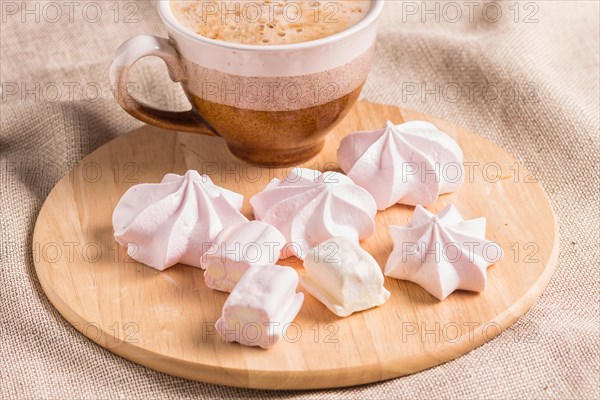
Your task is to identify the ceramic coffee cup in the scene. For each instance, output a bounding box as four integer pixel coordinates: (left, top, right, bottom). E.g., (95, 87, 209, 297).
(110, 0, 384, 167)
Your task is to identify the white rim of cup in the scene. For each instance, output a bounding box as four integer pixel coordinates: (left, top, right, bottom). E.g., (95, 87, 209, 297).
(158, 0, 385, 52)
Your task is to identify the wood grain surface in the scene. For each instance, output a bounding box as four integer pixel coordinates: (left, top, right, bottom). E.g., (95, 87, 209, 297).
(32, 101, 559, 389)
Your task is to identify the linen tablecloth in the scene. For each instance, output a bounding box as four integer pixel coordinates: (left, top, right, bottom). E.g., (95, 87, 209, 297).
(1, 1, 598, 398)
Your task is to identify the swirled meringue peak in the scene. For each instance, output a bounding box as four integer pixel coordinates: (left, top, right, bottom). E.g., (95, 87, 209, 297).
(337, 121, 465, 210)
(385, 204, 503, 300)
(113, 170, 248, 271)
(249, 168, 377, 260)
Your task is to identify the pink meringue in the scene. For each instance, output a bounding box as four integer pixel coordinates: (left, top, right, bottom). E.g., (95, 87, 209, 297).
(249, 168, 377, 259)
(385, 204, 503, 300)
(113, 170, 248, 271)
(337, 121, 464, 210)
(216, 264, 304, 349)
(201, 220, 286, 292)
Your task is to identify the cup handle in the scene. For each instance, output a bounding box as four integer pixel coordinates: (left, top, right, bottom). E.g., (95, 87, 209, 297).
(110, 34, 216, 136)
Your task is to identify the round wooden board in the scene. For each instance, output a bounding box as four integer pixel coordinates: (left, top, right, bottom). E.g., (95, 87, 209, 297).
(33, 101, 558, 390)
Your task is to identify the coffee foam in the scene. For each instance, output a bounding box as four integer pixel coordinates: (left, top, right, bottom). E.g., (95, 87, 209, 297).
(170, 0, 372, 45)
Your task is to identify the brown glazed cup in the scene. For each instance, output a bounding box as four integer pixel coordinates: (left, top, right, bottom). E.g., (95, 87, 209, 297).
(110, 0, 384, 167)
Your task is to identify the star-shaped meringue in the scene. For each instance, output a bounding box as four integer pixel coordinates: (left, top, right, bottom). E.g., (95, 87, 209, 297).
(250, 168, 377, 259)
(385, 204, 503, 300)
(337, 121, 464, 210)
(113, 170, 248, 271)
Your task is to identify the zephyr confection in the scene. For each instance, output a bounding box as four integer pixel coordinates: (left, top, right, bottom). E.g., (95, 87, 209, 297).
(250, 168, 377, 259)
(337, 121, 464, 209)
(201, 220, 286, 292)
(216, 264, 304, 349)
(385, 204, 503, 300)
(302, 237, 390, 317)
(113, 170, 248, 271)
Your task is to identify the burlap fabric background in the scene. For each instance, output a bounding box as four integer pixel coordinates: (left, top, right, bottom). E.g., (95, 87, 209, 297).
(1, 1, 598, 398)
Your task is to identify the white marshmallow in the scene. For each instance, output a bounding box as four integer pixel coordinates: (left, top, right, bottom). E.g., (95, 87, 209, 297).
(302, 237, 390, 317)
(216, 264, 304, 349)
(201, 220, 286, 292)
